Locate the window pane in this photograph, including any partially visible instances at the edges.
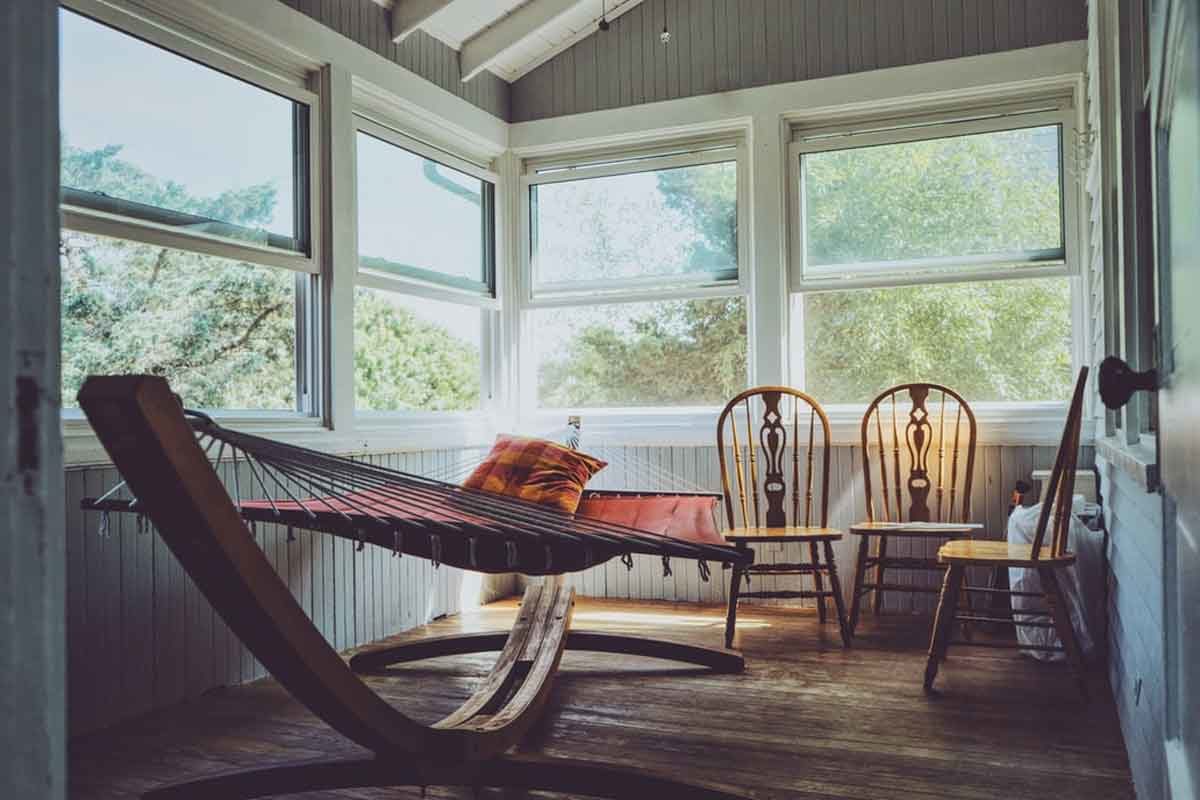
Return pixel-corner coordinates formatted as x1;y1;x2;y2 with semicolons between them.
354;289;483;412
801;277;1072;403
59;10;304;250
532;161;737;287
803;126;1063;269
533;297;747;408
356;132;490;290
61;232;298;410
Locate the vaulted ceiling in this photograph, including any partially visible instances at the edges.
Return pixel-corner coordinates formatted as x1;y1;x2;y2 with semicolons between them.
372;0;646;82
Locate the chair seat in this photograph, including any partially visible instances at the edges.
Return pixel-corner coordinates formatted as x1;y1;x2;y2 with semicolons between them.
724;526;842;543
849;521;981;538
937;539;1076;567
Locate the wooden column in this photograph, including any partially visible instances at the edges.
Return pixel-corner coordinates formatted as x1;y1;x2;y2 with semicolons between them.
0;1;66;798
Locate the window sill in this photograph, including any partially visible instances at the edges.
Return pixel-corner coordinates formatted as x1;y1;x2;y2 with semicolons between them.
1094;434;1159;492
528;402;1086;448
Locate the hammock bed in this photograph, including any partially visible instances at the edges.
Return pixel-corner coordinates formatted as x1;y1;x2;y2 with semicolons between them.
78;375;752;800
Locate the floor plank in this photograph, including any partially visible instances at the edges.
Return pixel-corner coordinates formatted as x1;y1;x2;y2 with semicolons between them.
69;597;1134;799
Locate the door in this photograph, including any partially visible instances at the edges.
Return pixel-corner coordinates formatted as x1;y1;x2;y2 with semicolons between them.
1154;0;1200;795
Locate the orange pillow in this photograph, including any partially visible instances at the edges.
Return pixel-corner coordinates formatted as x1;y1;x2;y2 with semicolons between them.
463;434;607;514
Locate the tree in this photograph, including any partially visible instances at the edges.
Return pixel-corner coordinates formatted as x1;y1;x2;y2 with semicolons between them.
60;143;479;412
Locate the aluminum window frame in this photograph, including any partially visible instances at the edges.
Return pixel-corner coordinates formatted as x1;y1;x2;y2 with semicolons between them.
789;104;1080;292
349;115;501;420
353;115;498;302
58;0;323;423
517;137;751;414
520;140;749;306
58;2;321;275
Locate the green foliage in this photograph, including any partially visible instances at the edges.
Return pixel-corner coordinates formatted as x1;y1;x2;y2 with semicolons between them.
353;288;480;412
61;143;479;412
537;297;746;407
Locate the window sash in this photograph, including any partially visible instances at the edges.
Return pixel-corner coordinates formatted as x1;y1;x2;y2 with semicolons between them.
789;107;1077;291
521;143;746;303
354;116;497;298
58;1;320;275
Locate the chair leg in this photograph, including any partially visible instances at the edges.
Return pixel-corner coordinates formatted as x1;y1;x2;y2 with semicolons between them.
822;541;852;649
1040;567;1089;702
725;564;744;649
809;541;828;624
873;536;889;615
924;564;964;692
848;535;870;637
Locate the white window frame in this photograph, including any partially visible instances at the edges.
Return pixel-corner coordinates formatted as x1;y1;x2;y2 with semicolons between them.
788;100;1080;292
785;97;1088;430
516;137;751;428
58;0;324;435
349;114;502;426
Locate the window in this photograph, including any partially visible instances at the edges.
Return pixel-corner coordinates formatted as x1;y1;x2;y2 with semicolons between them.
790;105;1079;405
61;232;301;411
523;144;747;410
59;7;316;416
356;122;494;294
59;9;310;254
530;157;737;293
353;118;496;414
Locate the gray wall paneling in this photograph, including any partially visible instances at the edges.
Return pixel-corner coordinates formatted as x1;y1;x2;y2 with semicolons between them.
511;0;1088;121
277;0;511;121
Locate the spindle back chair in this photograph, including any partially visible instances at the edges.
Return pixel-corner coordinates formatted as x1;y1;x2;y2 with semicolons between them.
847;384;978;635
923;367;1090;699
716;387;850;648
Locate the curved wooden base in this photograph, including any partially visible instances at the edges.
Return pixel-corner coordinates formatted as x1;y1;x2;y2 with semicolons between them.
350;629;745;674
141;753;752;800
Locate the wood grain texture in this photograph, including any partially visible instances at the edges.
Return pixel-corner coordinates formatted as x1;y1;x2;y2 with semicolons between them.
69;597;1135;799
510;0;1088;121
278;0;510;120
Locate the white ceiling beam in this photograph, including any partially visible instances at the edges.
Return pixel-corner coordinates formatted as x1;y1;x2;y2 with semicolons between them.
391;0;454;42
460;0;579;82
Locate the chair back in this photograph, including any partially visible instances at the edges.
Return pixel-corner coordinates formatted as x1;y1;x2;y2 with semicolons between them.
1030;367;1090;560
716;386;831;529
860;384;977;524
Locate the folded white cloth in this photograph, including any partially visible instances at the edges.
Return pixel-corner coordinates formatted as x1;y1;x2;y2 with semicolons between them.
1006;504;1103;661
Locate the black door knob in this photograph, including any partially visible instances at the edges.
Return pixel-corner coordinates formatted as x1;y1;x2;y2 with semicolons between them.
1098;356;1157;410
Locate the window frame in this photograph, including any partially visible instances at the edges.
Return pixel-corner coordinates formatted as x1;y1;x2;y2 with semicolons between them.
788;102;1081;292
520;140;748;306
516;138;751;416
58;0;323;427
353;115;498;300
58;3;321;276
349;115;501;421
786;98;1087;412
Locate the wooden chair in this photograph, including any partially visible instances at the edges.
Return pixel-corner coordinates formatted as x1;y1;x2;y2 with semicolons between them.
847;384;978;636
717;387;850;648
924;367;1090;700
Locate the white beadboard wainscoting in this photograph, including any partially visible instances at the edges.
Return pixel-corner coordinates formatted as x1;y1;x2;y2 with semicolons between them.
66;441;1089;736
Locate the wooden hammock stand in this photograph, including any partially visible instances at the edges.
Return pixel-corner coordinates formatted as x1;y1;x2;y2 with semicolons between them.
78;375;751;799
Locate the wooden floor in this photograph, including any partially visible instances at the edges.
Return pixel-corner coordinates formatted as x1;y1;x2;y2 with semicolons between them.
70;597;1134;799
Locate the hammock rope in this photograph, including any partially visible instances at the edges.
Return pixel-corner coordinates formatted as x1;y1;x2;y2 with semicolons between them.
81;410;746;576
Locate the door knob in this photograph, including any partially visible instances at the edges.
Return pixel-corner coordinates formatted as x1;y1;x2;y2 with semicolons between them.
1098;356;1157;410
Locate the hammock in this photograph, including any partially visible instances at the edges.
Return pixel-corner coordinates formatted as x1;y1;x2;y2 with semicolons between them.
83;407;745;577
77;375;750;799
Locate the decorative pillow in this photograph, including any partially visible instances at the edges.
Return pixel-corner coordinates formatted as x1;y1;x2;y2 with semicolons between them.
463;434;607;514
